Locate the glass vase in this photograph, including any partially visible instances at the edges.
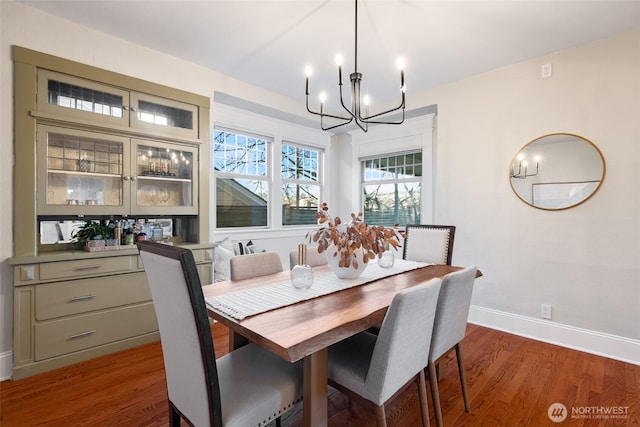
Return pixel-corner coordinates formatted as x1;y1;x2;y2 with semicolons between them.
291;263;314;289
379;250;395;268
292;243;314;289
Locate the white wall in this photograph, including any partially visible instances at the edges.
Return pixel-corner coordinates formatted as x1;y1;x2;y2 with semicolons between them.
413;28;640;362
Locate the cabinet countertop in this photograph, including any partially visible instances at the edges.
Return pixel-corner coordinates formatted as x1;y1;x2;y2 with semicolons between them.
9;242;216;265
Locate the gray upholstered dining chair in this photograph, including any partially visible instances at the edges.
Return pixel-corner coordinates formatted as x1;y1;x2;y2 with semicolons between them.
288;245;328;269
428;265;478;427
138;241;303;427
403;224;456;265
230;251;283;281
327;278;443;427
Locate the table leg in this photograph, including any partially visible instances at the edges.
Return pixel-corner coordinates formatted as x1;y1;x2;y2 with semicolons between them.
228;331;249;350
303;348;328;427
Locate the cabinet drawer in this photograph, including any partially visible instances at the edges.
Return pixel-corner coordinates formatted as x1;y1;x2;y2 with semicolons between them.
35;272;150;321
40;256;133;280
34;303;157;361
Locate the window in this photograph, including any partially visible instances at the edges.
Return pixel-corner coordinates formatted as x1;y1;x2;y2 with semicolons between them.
361;151;422;226
137;100;193;129
47;79;123;118
214;129;270;228
281;143;322;225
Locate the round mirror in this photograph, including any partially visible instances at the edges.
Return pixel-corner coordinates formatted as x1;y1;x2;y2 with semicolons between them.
509;133;605;210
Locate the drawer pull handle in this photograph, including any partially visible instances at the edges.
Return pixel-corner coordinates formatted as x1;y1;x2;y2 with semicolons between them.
69;330;96;340
69;294;97;302
74;265;101;271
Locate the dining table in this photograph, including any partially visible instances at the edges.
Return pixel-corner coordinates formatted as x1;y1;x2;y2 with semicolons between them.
203;259;480;427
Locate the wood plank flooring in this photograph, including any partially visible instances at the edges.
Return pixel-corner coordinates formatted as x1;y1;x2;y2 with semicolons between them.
1;324;639;426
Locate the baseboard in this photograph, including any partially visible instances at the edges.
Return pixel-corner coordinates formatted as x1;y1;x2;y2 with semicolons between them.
468;305;640;366
0;350;12;381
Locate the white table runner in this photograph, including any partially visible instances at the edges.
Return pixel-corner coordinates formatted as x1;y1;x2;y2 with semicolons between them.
205;258;431;320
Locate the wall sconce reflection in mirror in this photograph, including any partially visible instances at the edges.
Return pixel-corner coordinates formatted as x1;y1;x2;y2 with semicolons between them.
511;153;540;179
509;133;605;210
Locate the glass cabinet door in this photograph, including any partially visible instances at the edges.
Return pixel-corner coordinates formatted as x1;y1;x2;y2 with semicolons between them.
130;93;198;140
37;125;131;215
37;69;130;128
132;140;198;214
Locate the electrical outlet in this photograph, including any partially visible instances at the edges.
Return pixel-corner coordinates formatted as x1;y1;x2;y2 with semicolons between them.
541;304;552;319
541;63;553;78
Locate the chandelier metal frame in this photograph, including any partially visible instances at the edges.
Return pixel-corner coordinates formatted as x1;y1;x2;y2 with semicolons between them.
305;0;406;132
510;157;540;179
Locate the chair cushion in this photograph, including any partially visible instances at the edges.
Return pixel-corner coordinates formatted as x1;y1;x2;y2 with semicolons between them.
214;238;260;282
218;343;303;427
328;332;377;398
230;252;283;281
213;238;235;282
405;228;450;264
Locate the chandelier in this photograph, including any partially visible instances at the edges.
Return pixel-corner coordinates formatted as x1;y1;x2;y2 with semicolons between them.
304;0;406;132
510;153;540;179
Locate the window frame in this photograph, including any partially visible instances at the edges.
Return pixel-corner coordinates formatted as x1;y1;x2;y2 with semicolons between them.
213;127;273;229
281;140;324;227
360;150;423;227
211;107;328;234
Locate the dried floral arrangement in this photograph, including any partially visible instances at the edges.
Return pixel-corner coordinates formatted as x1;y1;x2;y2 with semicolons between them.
307;202;406;269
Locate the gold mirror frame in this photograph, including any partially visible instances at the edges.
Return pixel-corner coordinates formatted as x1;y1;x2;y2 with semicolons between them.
509;133;606;210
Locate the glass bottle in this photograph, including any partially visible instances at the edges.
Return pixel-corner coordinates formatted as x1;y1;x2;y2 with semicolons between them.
151;223;164;242
379;241;395;268
291;243;314;289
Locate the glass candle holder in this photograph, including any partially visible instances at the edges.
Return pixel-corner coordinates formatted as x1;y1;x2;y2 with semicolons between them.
379;242;395;268
292;243;314;289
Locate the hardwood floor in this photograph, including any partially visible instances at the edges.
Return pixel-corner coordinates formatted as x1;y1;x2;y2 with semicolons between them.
1;324;639;426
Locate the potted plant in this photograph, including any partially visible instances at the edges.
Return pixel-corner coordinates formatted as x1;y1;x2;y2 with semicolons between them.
307;203;405;278
71;220;111;249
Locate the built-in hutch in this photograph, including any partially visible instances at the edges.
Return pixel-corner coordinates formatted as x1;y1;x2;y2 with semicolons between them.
10;47;212;379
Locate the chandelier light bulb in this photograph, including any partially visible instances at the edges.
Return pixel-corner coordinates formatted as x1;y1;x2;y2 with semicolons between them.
511;152;540;179
305;66;313;95
335;54;344;66
363;95;370;105
319;92;327;104
396;57;406;70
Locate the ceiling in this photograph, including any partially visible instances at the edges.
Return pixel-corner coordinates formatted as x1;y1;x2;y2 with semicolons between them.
20;0;640;112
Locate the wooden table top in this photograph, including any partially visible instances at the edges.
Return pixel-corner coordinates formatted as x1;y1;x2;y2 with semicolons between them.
204;264;478;363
